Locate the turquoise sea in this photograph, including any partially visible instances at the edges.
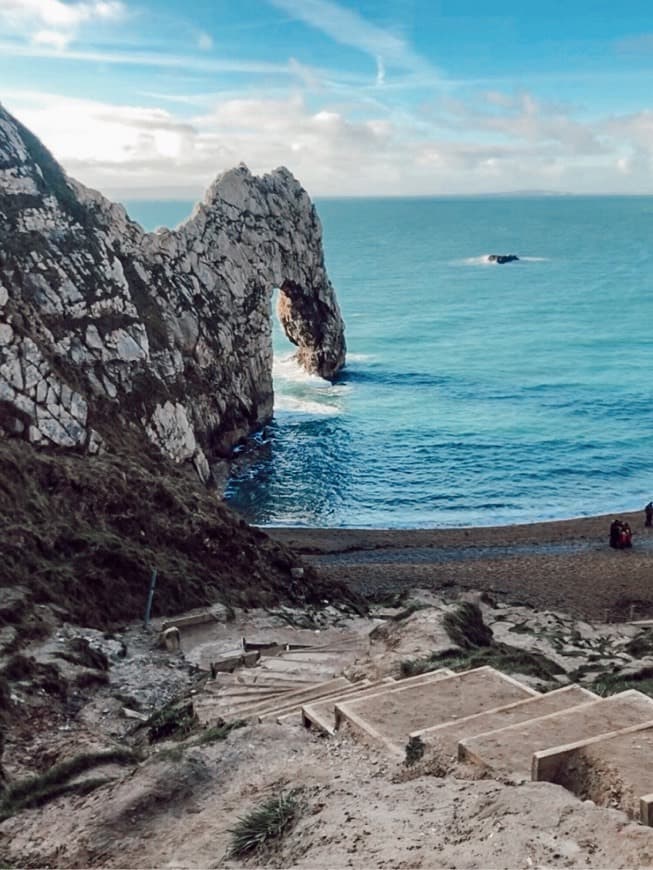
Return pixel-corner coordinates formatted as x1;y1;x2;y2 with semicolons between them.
124;196;653;529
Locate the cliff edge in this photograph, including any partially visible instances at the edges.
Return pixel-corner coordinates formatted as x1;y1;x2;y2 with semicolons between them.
0;105;346;481
0;106;356;627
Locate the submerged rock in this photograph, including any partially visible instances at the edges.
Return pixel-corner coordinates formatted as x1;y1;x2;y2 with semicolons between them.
0;106;346;475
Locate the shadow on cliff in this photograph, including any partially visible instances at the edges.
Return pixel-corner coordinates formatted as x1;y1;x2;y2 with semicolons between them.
0;436;364;631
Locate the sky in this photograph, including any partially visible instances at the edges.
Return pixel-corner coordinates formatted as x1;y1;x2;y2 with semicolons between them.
3;0;653;198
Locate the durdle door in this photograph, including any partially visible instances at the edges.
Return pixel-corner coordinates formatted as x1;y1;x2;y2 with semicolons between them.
0;105;345;480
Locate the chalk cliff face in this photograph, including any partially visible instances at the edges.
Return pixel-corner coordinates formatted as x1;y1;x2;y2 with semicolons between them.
0;106;345;480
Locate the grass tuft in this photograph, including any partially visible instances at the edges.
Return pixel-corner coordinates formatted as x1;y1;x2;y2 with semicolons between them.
146;700;198;743
624;630;653;659
0;748;139;820
227;790;301;858
443;602;494;649
401;602;563;682
390;601;430;622
401;643;563;681
592;665;653;698
404;736;425;767
193;720;246;745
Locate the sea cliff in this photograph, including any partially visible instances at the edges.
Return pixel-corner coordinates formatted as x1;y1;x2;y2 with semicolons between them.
0;105;353;624
0;105;345;482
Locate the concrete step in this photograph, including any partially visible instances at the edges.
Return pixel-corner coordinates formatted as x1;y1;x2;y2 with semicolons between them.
202;675;316;696
275;651;357;664
197;676;352;725
302;678;398;734
259;680;373;723
335;666;535;756
302;669;454;736
410;684;597;760
200;687;294;705
459;689;653;778
258;656;341;675
533;718;653;824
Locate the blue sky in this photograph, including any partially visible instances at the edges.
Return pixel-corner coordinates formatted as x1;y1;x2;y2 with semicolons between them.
3;0;653;197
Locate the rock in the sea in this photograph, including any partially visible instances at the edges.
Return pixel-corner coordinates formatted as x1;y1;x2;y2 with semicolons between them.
0;106;346;473
487;254;519;264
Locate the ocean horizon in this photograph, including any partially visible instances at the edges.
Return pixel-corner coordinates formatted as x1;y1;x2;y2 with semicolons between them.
124;195;653;530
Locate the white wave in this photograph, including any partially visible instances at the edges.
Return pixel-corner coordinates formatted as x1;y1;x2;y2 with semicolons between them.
454;255;494;266
347;352;375;362
274;394;340;416
273;353;325;386
453;254;549;266
273;352;352;396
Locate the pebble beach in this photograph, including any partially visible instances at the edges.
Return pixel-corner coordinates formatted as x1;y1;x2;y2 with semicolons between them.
269;509;653;621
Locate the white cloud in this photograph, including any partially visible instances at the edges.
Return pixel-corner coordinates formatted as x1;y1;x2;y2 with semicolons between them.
32;29;70;51
375;55;385;86
439;91;605;156
6;86;653;198
197;31;213;51
0;0;125;47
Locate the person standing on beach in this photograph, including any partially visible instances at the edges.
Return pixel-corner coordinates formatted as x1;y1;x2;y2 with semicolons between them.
609;519;622;548
645;502;653;527
621;522;633;548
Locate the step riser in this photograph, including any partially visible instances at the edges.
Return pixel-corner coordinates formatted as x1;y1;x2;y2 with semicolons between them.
459;690;653;778
410;685;597;759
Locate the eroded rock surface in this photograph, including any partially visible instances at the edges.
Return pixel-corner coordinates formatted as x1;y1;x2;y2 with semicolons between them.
0;105;345;475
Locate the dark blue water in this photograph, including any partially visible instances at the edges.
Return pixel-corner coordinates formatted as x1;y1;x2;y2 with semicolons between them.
124;196;653;528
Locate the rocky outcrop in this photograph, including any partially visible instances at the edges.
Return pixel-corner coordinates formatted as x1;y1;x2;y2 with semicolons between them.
0;105;345;479
487;254;519;264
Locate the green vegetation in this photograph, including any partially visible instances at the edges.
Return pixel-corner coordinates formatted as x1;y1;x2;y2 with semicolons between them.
0;438;361;630
0;677;10;714
443;602;494;649
592;665;653;698
404;736;425;767
2;655;67;699
390;601;430;622
0;748;139;821
401;643;563;681
227;790;302;858
146;700;198;744
401;602;564;682
193;720;246;745
624;630;653;659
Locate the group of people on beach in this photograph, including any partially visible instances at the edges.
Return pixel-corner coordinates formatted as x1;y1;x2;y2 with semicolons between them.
609;518;632;549
607;503;653;548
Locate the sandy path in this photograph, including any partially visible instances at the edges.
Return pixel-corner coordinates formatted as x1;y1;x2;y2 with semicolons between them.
268;510;653;620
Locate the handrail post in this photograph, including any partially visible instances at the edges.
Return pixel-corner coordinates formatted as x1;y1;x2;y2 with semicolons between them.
143;568;157;630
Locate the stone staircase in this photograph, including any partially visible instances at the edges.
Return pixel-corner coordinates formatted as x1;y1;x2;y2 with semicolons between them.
194;634;369;725
295;664;653;826
193;631;653;827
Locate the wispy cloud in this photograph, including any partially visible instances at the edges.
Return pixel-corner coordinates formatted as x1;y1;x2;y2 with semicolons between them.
0;0;126;48
267;0;439;82
196;31;213;51
614;33;653;54
0;39;296;76
0;38;382;93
